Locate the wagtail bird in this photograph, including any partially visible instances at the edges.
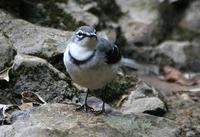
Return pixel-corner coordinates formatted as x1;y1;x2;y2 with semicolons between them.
63;26;121;114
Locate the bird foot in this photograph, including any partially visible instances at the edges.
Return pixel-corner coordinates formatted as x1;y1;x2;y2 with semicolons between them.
75;103;94;112
93;108;107;115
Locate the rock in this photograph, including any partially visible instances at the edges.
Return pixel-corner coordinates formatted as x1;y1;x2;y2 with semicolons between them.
120;81;167;116
76;0;122;22
11;54;78;104
0;9;72;60
0;33;15;71
0;104;181;137
179;0;200;34
121;97;166;115
56;0;99;27
0;0;84;30
123;81;164;99
116;0;158;24
0;9;13;21
156;41;190;65
94;0;122;22
117;0;192;47
123;39;200;72
116;0;159;45
156;40;200;71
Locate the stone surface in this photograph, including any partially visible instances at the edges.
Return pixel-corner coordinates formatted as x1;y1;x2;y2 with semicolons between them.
0;9;13;21
0;10;72;60
0;33;15;71
179;0;200;34
11;54;77;104
156;41;190;65
156;40;200;71
120;81;167;116
0;104;181;137
56;0;99;27
121;97;166;115
116;0;159;45
140;75;200;137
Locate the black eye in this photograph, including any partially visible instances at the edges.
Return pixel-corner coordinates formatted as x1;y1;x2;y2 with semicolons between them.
76;32;84;38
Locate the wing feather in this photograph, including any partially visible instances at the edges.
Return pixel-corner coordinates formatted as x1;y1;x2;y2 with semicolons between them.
97;38;121;64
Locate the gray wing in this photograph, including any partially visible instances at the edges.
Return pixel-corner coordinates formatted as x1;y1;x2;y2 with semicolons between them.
97;38;121;64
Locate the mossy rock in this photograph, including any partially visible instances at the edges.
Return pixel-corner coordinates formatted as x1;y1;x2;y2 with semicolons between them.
91;73;138;105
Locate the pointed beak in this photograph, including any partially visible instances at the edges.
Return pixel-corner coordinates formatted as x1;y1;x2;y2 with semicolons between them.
89;33;97;38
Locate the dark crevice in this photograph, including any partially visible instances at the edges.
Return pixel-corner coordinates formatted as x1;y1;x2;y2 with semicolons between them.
143;108;166;117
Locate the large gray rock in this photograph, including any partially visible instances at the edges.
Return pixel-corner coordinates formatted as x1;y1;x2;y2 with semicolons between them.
0;33;15;71
120;81;167;116
156;40;200;71
0;104;181;137
116;0;159;45
156;41;190;65
0;10;72;60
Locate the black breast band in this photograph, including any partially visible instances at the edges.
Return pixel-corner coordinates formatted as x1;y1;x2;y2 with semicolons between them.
68;50;96;65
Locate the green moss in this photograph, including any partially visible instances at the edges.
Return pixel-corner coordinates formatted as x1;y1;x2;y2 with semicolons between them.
92;74;138;104
40;0;85;30
20;0;85;30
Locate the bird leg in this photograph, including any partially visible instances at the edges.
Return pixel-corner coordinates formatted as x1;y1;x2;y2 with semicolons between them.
94;86;107;115
76;89;93;112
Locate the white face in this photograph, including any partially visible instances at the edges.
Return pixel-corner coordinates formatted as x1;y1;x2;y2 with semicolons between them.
72;30;97;49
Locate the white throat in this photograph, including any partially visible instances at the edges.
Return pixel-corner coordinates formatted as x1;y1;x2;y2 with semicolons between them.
69;42;94;61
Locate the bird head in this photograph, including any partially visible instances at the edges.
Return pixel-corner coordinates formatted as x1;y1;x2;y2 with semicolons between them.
71;26;97;49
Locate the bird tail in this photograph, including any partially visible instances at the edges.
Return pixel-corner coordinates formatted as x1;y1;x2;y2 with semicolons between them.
119;57;159;75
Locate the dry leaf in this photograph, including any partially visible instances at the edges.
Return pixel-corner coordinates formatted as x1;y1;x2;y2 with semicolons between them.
0;67;11;82
1;91;46;126
116;95;128;108
163;66;197;86
163;66;182;82
21;91;47;105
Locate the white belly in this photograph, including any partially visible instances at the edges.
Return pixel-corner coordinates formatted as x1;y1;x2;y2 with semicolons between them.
68;62;117;89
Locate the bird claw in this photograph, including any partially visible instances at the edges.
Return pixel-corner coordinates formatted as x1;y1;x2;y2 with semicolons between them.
76;103;107;115
92;108;107;115
75;103;94;112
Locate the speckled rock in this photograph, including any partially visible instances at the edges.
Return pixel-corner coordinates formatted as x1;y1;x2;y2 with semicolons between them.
56;0;99;27
179;0;200;34
156;40;200;71
157;41;190;65
0;9;72;60
0;104;181;137
11;54;77;104
0;33;15;71
116;0;159;45
120;81;167;116
0;9;13;21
